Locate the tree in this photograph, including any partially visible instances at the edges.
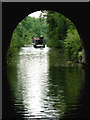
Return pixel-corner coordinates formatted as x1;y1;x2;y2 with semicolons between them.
64;28;82;61
7;14;48;63
46;11;68;48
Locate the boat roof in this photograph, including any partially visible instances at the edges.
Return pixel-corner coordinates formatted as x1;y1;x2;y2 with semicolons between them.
35;38;40;40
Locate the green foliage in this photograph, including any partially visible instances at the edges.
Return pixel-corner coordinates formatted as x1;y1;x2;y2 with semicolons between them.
7;15;48;63
64;28;82;61
7;10;83;64
46;11;68;48
46;10;83;62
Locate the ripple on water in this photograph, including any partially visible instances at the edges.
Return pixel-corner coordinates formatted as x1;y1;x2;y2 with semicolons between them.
8;46;83;119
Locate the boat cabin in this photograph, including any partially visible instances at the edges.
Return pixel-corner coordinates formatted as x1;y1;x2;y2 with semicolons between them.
32;37;45;48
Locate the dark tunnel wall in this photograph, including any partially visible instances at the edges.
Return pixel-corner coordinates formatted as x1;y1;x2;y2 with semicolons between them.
2;2;88;119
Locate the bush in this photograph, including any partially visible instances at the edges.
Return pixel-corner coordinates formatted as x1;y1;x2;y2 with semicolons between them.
64;29;82;62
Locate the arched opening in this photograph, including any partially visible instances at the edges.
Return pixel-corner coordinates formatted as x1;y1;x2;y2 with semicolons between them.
7;10;85;64
2;2;88;120
6;10;87;119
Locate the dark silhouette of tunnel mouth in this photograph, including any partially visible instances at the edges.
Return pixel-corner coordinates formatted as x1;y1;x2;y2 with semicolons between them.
2;2;89;68
2;2;88;119
8;9;88;67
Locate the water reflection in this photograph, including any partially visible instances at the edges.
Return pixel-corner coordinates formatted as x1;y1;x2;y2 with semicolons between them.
7;46;84;119
17;46;50;118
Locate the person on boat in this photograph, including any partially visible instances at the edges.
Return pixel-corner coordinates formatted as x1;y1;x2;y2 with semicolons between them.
40;35;44;40
32;37;35;44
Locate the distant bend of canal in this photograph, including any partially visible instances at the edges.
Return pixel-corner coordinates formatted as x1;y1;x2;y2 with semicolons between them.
7;45;88;119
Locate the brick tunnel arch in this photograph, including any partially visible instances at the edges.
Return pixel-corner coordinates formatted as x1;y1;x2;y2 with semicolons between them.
2;2;88;119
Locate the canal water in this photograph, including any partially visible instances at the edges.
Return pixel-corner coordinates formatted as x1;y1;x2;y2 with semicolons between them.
7;45;86;119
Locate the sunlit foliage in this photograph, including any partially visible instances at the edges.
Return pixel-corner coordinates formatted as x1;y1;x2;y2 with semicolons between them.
7;10;83;64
